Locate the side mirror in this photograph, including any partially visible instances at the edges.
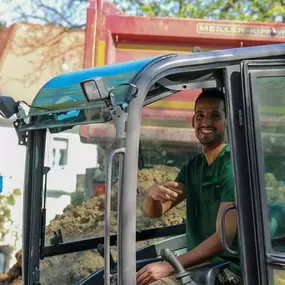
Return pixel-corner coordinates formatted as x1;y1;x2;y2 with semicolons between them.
0;96;18;119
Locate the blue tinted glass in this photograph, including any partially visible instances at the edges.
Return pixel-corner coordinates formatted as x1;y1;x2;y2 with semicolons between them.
27;56;159;117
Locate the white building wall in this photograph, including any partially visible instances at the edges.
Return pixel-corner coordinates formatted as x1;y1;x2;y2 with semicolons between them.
0;123;25;267
0;122;98;266
44;130;98;223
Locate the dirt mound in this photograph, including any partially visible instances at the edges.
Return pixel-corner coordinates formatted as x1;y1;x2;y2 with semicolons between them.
45;165;184;241
0;250;22;285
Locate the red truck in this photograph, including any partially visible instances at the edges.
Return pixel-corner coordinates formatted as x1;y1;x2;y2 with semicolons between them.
81;0;285;195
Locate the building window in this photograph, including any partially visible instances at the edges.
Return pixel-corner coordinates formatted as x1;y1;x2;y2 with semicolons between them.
52;138;68;167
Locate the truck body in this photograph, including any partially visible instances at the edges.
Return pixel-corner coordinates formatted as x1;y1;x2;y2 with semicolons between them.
80;0;285;194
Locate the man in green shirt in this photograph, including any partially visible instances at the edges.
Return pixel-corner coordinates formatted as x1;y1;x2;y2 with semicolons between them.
137;89;242;285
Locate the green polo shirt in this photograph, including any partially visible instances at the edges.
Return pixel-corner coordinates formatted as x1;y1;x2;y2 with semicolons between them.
175;144;240;274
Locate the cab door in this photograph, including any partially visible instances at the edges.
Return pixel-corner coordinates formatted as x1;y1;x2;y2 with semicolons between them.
241;60;285;285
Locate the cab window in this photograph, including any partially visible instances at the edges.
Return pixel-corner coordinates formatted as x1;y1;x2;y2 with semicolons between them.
40;123;118;285
255;76;285;252
136;88;200;236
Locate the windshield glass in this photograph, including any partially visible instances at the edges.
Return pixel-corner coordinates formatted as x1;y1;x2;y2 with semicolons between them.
135;88;202;243
40;121;118;284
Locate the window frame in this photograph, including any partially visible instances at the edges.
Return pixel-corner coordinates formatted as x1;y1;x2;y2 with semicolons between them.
52;137;69;167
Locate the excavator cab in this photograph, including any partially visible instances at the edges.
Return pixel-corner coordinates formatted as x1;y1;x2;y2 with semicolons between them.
1;43;285;285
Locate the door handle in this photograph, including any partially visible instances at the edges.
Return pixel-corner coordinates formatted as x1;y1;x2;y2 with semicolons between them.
220;204;239;256
105;147;125;285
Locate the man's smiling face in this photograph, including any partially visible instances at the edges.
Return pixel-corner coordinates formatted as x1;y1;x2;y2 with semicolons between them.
193;97;226;147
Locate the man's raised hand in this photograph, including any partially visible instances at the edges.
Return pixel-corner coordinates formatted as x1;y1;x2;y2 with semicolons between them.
148;181;183;203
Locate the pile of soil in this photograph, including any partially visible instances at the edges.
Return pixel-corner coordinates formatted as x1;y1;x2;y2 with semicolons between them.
46;165;184;237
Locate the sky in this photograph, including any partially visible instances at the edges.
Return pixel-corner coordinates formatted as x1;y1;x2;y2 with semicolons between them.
0;0;89;27
0;0;32;25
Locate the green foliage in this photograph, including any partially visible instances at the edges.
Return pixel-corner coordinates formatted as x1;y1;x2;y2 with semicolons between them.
70;190;86;207
13;188;21;196
265;173;285;203
3;0;285;29
113;0;285;23
0;189;22;244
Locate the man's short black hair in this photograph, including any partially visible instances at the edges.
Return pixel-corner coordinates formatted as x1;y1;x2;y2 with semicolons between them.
194;88;226;115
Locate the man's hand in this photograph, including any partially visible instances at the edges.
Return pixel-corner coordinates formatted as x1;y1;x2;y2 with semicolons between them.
144;181;185;218
149;181;183;203
136;261;174;285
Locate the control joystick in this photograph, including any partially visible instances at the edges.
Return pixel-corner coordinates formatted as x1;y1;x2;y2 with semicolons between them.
160;248;195;285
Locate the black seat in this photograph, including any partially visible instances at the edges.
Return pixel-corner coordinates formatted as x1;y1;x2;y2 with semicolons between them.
189;261;231;285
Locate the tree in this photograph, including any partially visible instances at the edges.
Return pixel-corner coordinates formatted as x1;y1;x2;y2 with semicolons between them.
6;22;85;86
113;0;285;23
3;0;285;28
0;1;85;87
0;188;22;248
1;0;88;28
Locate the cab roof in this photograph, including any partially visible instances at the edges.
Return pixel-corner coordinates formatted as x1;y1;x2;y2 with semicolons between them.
20;43;285;132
